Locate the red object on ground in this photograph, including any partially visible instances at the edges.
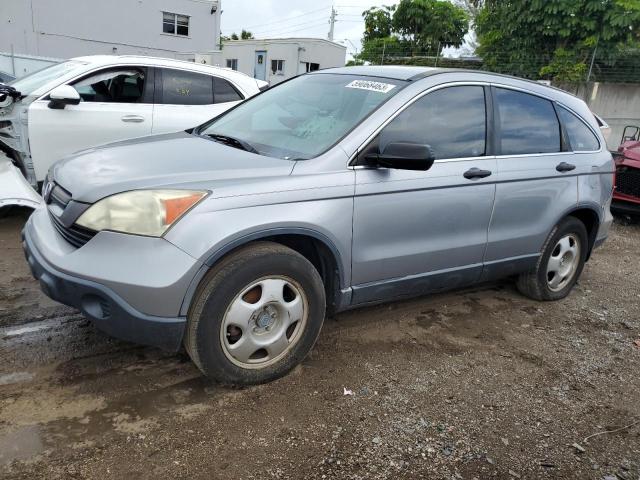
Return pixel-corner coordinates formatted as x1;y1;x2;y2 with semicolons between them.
612;126;640;215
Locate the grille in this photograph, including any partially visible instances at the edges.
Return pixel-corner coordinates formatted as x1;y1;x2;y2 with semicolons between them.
50;184;72;208
49;211;96;248
616;167;640;198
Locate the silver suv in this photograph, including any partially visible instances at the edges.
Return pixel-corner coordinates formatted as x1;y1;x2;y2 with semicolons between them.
23;67;614;385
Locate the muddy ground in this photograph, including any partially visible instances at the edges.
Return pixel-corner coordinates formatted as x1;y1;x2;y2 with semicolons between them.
0;208;639;480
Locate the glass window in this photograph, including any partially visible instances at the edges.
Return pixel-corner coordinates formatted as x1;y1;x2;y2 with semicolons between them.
214;77;242;103
557;106;600;151
9;60;87;96
271;60;284;74
495;88;561;155
72;69;145;103
200;74;405;160
226;59;238;71
379;86;486;160
160;69;213;105
163;12;189;36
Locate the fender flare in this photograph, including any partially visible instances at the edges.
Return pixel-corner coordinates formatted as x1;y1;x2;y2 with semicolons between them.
179;227;347;316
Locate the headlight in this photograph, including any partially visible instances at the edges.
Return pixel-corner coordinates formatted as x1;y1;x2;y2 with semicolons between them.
76;189;208;237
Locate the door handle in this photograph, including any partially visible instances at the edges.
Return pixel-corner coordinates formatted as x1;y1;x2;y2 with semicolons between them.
556;162;576;172
121;115;145;123
463;167;492;180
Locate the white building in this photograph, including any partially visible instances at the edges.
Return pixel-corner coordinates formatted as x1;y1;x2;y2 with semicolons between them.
193;38;347;85
1;0;222;60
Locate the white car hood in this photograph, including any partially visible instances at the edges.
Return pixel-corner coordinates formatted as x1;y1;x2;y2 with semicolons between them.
0;154;42;209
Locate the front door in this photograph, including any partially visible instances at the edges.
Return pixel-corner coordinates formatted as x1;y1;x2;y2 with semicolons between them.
28;67;153;182
254;51;267;81
351;85;497;304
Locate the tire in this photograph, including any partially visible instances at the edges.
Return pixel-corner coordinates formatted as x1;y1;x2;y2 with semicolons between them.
516;217;588;301
185;241;326;385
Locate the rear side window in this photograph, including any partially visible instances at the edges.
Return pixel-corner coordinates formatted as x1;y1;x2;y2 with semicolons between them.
557;107;600;151
214;77;243;103
379;86;486;160
495;88;560;155
160;69;213;105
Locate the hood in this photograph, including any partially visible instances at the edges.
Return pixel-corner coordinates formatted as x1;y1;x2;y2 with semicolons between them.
620;140;640;163
52;132;296;203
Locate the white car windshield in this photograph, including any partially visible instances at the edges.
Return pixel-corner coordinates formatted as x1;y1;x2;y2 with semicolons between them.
10;60;87;96
200;74;405;160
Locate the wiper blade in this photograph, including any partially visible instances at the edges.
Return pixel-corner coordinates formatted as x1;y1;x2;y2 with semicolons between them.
205;133;259;154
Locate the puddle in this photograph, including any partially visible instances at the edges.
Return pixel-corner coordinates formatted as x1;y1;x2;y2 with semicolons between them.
0;371;34;385
3;324;52;337
0;426;44;466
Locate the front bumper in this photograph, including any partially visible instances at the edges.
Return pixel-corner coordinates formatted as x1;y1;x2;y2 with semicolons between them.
611;199;640;216
0;154;42;209
22;209;203;351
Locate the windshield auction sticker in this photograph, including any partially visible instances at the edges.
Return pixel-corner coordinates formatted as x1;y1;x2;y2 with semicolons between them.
345;80;396;93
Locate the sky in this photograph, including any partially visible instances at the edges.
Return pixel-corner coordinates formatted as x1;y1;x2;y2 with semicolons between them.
220;0;401;58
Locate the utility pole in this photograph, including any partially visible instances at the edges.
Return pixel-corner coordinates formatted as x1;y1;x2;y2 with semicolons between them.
328;6;336;41
381;39;386;65
587;36;599;83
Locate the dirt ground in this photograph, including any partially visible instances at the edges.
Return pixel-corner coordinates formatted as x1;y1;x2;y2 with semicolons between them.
0;209;639;480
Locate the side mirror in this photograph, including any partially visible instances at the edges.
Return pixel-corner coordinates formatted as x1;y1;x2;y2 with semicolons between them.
366;142;436;171
48;85;81;109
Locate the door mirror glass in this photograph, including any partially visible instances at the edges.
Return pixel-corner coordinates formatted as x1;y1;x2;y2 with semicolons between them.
48;85;81;109
367;142;435;171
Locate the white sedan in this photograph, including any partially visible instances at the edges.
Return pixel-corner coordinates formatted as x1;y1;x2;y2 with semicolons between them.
0;55;267;205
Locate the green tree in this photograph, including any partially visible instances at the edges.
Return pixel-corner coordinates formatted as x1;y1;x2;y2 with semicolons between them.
392;0;469;54
230;32;239;40
362;5;396;42
241;29;254;40
476;0;640;80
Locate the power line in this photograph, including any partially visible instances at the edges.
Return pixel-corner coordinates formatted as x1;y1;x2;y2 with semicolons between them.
255;21;330;38
225;5;331;32
251;17;329;35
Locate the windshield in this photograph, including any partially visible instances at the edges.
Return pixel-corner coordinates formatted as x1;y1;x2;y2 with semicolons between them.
199;74;405;160
10;60;87;96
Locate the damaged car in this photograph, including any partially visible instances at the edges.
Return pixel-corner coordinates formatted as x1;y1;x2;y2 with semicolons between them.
0;55;266;208
23;67;614;385
612;125;640;215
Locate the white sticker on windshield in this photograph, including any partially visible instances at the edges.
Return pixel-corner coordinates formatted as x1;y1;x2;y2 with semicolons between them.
345;80;396;93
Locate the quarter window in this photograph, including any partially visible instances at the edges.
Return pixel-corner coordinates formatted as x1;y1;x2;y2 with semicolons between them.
163;12;189;36
378;86;486;160
73;69;146;103
495;88;561;155
557;106;600;151
214;77;243;103
160;69;213;105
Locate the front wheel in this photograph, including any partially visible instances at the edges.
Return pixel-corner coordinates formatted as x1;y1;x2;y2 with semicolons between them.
517;217;588;301
185;242;326;385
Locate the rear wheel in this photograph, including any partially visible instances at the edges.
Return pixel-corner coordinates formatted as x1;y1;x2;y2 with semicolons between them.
185;242;326;385
517;217;588;301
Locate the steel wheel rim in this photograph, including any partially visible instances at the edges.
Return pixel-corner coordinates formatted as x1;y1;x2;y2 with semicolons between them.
546;233;581;292
220;275;308;369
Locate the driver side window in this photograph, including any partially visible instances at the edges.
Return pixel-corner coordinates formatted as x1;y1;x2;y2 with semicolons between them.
72;68;146;103
379;86;487;160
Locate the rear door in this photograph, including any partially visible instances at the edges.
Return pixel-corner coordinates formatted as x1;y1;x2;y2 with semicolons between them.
351;84;497;304
151;68;244;134
484;86;579;278
28;66;153;181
